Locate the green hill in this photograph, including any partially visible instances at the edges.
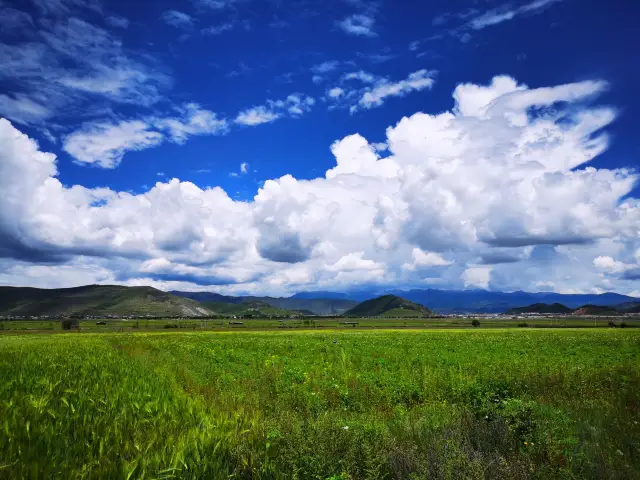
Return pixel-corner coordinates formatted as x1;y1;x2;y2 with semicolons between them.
506;303;572;315
0;285;212;317
344;295;433;317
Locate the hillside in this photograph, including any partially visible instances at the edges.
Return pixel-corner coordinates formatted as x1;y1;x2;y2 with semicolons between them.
572;305;621;316
202;300;307;317
506;303;572;315
0;285;212;317
344;295;433;317
615;302;640;313
171;291;357;315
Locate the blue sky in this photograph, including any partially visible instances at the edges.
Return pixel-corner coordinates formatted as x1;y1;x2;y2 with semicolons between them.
0;0;639;296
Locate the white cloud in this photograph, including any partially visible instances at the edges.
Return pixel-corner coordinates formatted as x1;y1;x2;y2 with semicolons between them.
403;248;453;270
235;106;280;126
0;93;52;125
327;69;437;112
235;94;314;126
63;120;164;168
64;104;226;167
328;87;345;99
311;61;341;74
462;266;492;289
201;22;234;35
162;10;194;29
2;74;639;296
240;162;248;174
191;0;236;9
155;103;228;143
343;71;378;84
0;16;170;124
470;0;561;30
593;256;633;274
352;69;436;111
337;14;376;37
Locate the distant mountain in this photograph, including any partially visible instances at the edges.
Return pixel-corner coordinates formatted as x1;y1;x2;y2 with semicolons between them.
171;291;357;315
573;305;621;316
258;297;357;315
344;295;433;317
0;285;212;317
505;303;572;315
288;289;638;313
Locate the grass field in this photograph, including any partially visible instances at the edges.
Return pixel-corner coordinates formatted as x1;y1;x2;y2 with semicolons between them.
1;316;636;332
1;329;639;479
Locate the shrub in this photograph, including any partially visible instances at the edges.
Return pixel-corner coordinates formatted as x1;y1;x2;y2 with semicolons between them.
61;318;79;330
164;323;179;329
518;322;529;328
620;322;628;328
608;321;616;328
471;319;480;327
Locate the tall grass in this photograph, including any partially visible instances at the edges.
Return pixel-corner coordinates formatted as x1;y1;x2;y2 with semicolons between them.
0;329;638;479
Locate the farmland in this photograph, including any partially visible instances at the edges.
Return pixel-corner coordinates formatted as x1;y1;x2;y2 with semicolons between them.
1;329;639;479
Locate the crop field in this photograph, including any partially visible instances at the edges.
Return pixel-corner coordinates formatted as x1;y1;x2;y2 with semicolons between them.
1;329;639;479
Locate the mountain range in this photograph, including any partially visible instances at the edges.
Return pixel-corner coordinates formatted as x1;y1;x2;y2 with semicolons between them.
283;289;637;313
1;285;637;318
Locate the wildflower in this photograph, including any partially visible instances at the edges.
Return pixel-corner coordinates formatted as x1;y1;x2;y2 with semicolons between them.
524;442;528;446
343;426;349;430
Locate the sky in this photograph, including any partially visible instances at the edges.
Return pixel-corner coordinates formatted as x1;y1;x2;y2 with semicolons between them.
0;0;639;297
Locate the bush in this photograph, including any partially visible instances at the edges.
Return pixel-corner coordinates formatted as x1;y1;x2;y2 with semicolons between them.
471;319;480;327
608;321;616;328
620;322;628;328
61;319;79;330
164;323;179;329
518;322;529;328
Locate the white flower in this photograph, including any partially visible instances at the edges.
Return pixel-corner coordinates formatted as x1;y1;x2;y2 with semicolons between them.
343;426;349;430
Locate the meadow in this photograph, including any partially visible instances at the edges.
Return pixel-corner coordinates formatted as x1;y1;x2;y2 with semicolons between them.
1;329;639;479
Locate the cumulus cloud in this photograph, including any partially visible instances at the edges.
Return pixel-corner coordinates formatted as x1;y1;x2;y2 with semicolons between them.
1;74;638;295
403;248;453;271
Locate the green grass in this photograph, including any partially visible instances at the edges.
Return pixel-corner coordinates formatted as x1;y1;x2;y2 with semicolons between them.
1;329;639;479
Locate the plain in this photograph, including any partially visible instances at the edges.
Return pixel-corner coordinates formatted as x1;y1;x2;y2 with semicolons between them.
1;329;639;479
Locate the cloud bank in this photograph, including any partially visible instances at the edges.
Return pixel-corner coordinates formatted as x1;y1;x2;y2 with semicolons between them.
0;75;638;296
